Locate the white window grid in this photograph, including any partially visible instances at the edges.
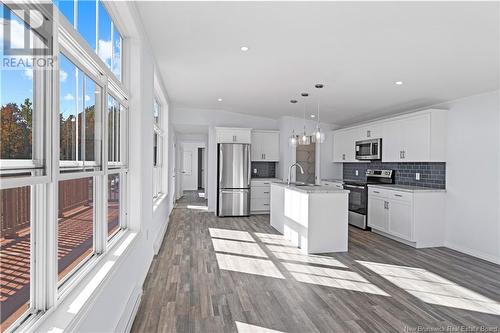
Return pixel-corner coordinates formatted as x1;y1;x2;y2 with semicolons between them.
0;2;129;332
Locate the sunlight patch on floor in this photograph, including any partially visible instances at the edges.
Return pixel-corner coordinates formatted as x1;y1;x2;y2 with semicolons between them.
357;261;500;315
186;205;208;211
216;253;284;279
254;232;297;246
235;321;285;333
209;228;255;242
271;252;347;268
265;244;307;254
283;262;389;296
212;238;268;258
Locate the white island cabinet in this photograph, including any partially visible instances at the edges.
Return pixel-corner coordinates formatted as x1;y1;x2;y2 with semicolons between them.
270;183;349;254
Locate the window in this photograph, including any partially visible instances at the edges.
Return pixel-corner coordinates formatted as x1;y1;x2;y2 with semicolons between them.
0;187;31;331
59;54;102;172
153;99;163;199
57;177;94;282
107;174;120;237
54;0;123;81
1;6;45;179
0;1;129;331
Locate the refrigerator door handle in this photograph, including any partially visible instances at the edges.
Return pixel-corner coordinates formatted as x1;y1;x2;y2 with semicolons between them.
219;145;223;184
247;145;251;187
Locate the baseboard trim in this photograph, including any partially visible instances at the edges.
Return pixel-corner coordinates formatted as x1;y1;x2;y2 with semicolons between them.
444;242;500;265
115;286;143;333
153;217;169;255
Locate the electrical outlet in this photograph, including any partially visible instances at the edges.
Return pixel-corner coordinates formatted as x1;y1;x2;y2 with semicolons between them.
355;170;359;176
253;168;257;174
415;173;420;180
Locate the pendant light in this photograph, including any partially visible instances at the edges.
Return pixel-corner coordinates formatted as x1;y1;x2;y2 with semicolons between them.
313;84;326;143
288;100;299;147
298;93;311;145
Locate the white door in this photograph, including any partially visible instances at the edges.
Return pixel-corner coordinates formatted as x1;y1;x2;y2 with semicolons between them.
368;196;389;231
388;200;413;241
182;150;197;191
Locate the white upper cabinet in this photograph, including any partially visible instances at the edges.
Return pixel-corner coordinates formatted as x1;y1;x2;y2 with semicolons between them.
382;113;434;162
251;130;279;161
216;127;252;144
333;129;358;162
359;123;383;141
332;109;447;163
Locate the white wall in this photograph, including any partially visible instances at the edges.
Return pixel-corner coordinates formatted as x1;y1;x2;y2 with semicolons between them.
443;90;500;264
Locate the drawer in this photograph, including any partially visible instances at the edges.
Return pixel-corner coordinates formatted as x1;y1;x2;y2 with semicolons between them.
251;186;271;198
369;187;389;197
369;187;413;202
251;197;270;211
251;180;273;187
385;189;413;202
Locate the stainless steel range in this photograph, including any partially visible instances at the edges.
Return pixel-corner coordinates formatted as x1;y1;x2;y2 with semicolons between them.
343;169;394;229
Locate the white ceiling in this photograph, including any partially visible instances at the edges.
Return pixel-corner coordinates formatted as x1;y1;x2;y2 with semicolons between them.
137;1;499;126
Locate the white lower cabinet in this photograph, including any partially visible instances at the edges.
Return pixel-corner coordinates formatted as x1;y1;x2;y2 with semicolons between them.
367;195;389;231
251;180;273;213
367;186;446;248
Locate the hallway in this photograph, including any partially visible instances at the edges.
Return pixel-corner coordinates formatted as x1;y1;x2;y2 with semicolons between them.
130;201;500;332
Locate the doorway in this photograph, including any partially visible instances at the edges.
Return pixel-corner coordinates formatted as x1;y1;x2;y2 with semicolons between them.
197;147;205;190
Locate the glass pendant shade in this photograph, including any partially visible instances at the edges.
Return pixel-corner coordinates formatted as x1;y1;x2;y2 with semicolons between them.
289;134;298;147
298;133;311;145
314;126;326;143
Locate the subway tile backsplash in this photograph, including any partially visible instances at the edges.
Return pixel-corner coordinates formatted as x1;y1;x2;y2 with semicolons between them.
343;162;446;189
251;162;277;178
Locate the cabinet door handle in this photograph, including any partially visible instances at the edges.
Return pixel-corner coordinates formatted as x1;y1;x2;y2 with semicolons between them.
233;135;236;142
263;191;270;194
367;130;371;138
263;204;270;206
263;182;270;185
386;201;390;209
264;153;266;159
373;191;380;194
394;194;403;197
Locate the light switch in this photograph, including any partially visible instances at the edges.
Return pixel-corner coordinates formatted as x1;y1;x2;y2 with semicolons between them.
415;172;420;180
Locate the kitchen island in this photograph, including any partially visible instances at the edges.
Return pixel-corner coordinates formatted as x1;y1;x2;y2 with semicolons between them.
270;182;349;254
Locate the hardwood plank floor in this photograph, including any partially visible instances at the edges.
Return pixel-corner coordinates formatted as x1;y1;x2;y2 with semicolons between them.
131;191;500;332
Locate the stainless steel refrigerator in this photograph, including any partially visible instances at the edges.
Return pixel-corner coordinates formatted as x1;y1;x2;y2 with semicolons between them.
217;143;251;216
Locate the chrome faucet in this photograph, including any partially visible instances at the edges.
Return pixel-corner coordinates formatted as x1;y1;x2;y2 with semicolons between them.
288;163;305;185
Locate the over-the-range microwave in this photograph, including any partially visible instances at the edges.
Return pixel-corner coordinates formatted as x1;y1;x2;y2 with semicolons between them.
355;138;382;160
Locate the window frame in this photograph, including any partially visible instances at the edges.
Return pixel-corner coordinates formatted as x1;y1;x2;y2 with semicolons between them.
0;2;130;332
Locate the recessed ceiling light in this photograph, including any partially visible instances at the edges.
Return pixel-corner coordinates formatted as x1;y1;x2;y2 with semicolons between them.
217;98;223;102
240;46;249;52
395;81;403;85
310;114;316;118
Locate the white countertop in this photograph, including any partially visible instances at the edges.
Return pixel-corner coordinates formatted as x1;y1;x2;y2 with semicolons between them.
321;178;344;183
271;182;349;194
368;184;447;193
251;178;281;182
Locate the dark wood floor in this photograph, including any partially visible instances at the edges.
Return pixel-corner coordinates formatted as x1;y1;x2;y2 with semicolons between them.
131;191;500;332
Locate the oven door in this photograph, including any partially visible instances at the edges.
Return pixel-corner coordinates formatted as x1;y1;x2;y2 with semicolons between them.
343;184;367;215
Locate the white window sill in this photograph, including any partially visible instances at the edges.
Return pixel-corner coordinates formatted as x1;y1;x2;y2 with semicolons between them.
153;192;168;212
20;231;139;333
